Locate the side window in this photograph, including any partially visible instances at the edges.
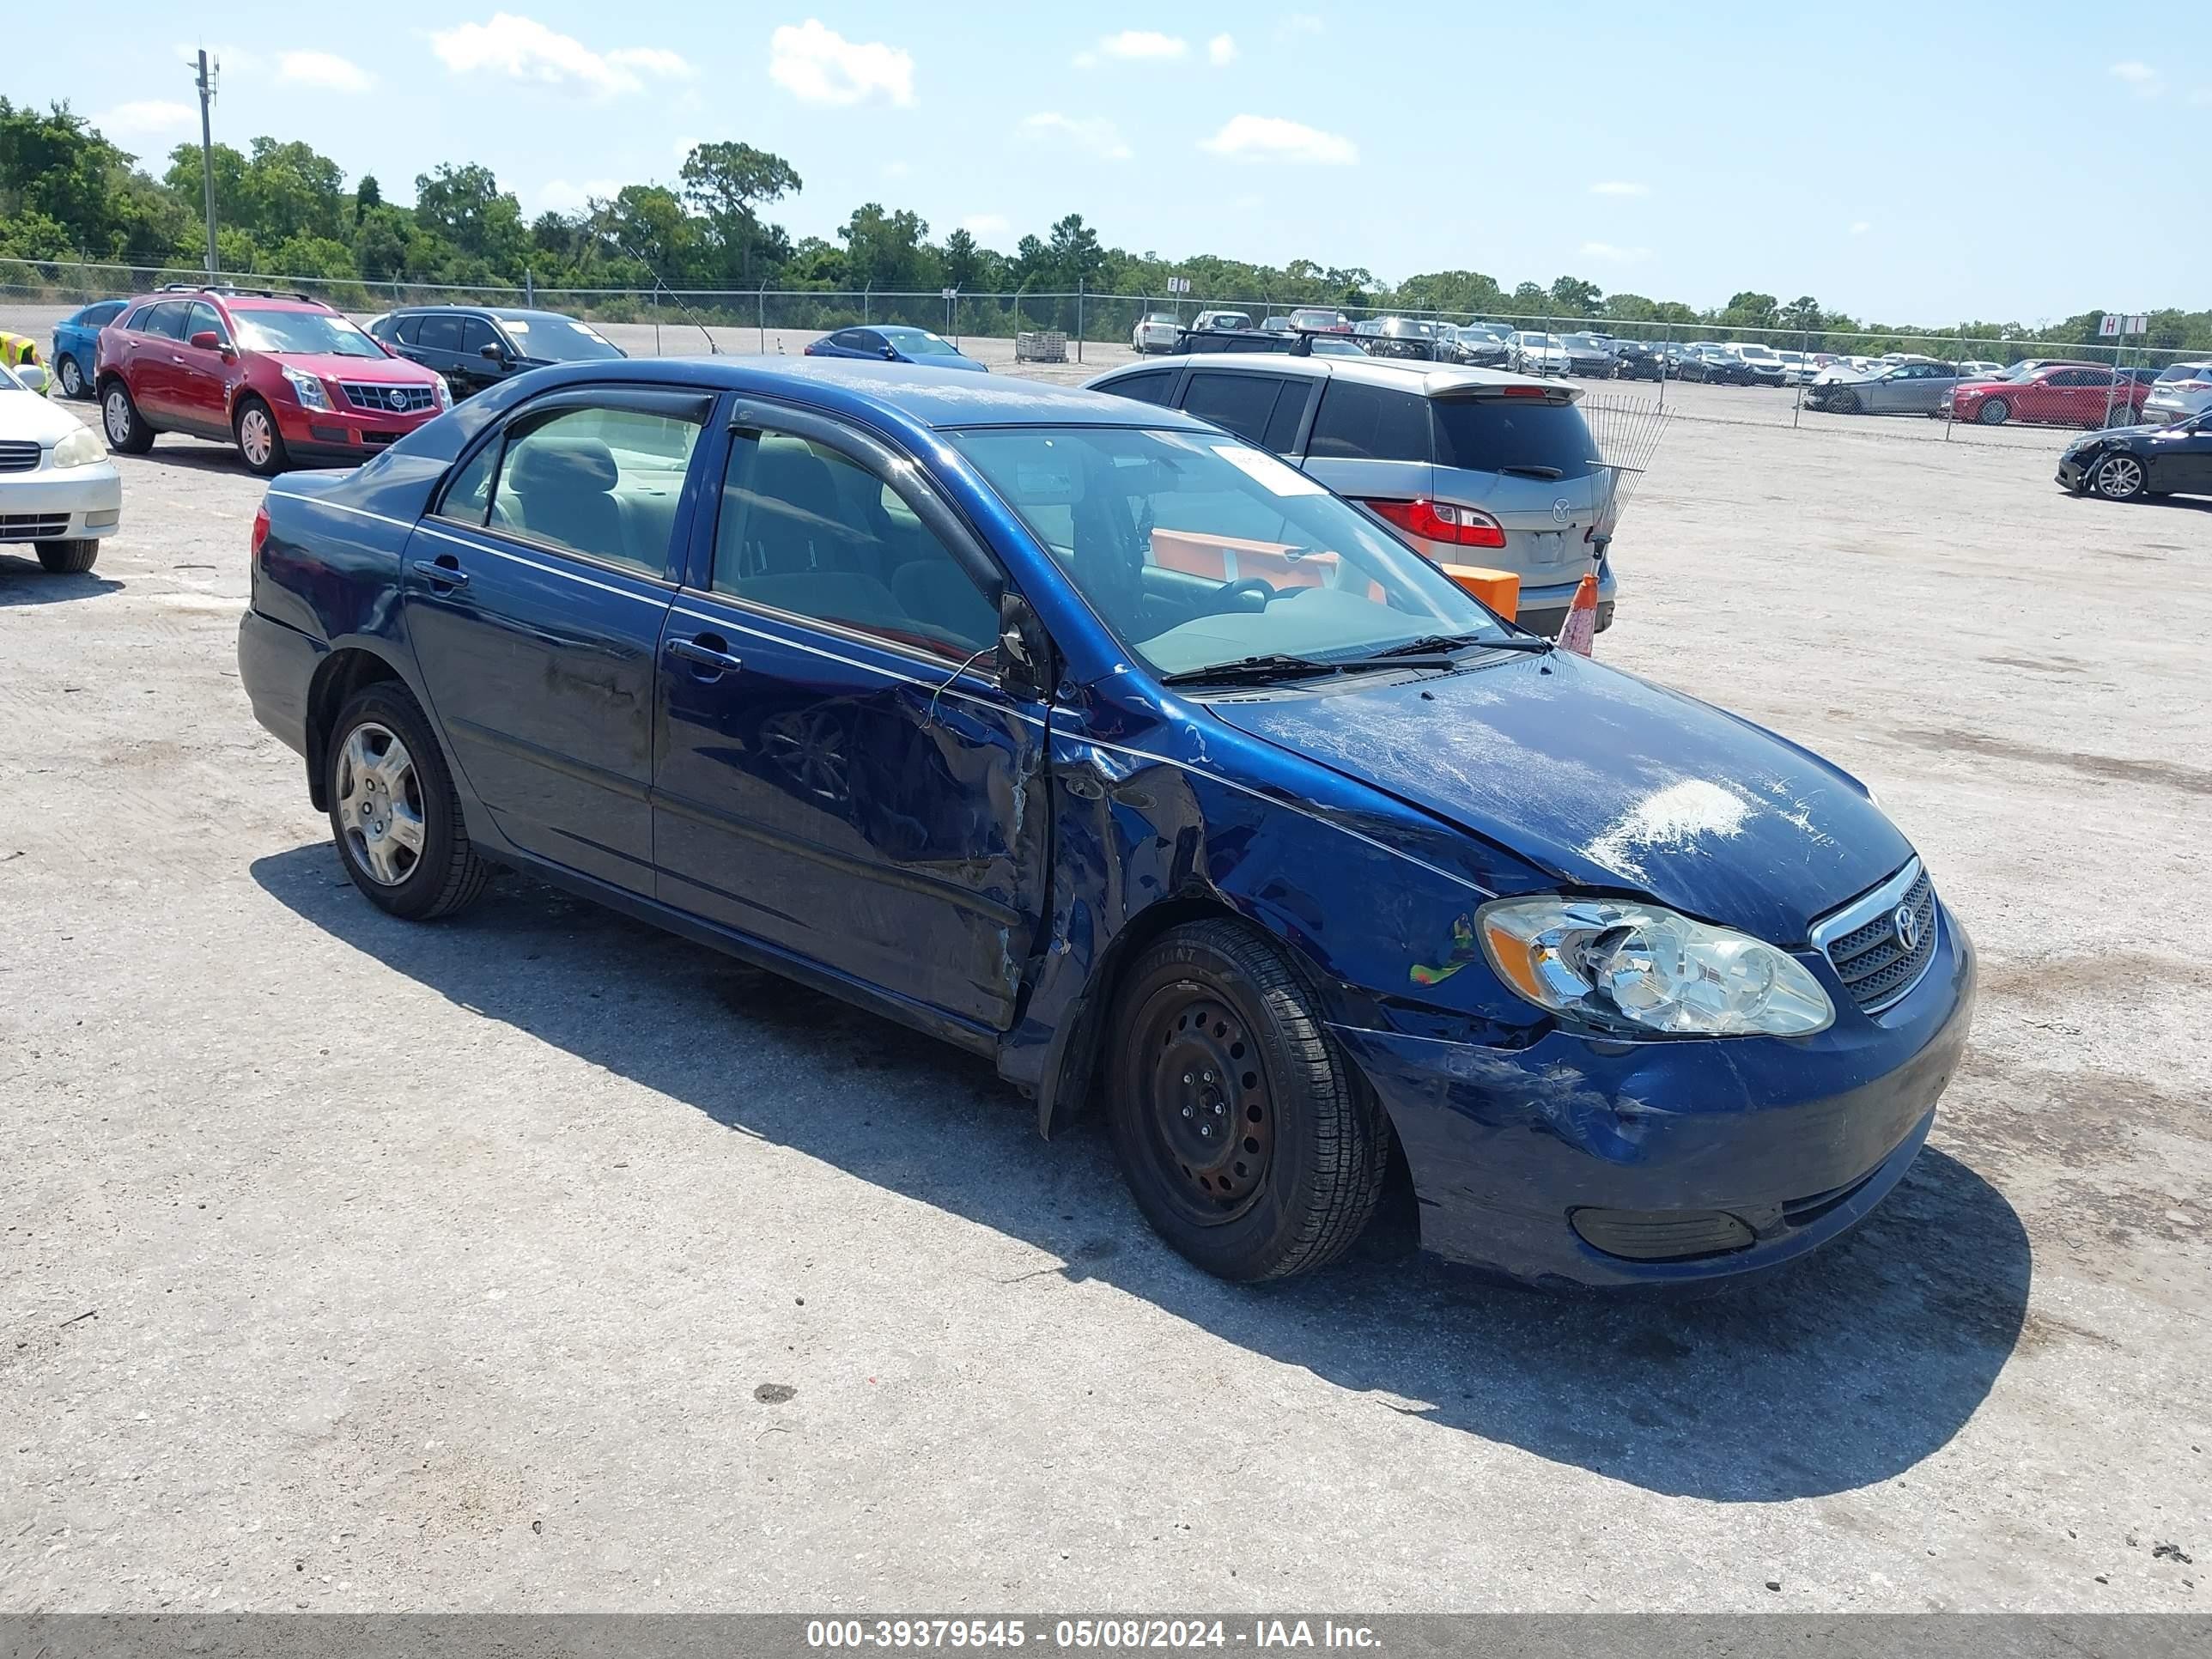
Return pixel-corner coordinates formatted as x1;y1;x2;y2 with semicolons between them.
712;432;999;659
1305;380;1433;462
1181;371;1284;447
417;314;464;354
829;329;868;351
1263;383;1315;453
489;404;706;575
439;441;500;528
459;317;502;359
141;302;190;341
392;315;422;345
87;301;125;326
185;301;228;345
1103;368;1176;406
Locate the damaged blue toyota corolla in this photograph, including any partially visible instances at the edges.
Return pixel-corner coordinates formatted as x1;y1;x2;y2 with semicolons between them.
237;358;1975;1290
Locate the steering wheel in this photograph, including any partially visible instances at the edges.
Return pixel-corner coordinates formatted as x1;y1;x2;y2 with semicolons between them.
1213;577;1277;611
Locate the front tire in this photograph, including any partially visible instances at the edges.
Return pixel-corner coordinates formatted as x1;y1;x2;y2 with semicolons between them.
326;684;490;921
100;381;154;453
234;396;289;476
34;539;99;574
1977;398;2010;425
1108;921;1390;1281
2092;453;2147;502
57;355;85;398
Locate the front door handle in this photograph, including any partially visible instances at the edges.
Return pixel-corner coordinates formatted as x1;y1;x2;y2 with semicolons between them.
668;635;743;675
410;557;468;589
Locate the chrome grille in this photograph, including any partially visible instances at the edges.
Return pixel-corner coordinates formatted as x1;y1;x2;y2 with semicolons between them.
0;440;42;473
338;381;435;415
0;513;70;541
1815;864;1938;1014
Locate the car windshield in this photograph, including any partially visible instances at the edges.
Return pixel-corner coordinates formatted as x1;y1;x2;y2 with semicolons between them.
500;314;623;362
0;363;28;393
883;328;961;357
1999;362;2045;381
947;425;1516;679
228;307;385;358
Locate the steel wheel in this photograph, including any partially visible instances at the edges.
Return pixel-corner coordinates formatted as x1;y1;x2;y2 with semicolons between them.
1135;987;1277;1223
334;721;428;886
238;404;276;469
2094;454;2146;501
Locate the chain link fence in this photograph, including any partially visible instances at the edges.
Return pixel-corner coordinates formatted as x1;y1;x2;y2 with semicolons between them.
6;258;2203;447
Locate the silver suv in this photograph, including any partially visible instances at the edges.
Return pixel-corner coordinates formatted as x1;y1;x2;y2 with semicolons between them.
1082;354;1616;635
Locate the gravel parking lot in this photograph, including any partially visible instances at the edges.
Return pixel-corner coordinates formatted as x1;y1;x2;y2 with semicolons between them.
3;349;2208;1613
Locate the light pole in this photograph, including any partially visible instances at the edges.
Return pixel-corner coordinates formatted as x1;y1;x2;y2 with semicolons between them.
193;49;220;276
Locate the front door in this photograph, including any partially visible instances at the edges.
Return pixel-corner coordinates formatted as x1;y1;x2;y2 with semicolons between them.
652;407;1048;1030
127;300;192;422
399;386;714;895
170;301;234;435
2147;422;2212;492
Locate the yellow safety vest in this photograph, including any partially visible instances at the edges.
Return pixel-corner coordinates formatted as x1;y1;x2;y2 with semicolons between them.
0;333;46;394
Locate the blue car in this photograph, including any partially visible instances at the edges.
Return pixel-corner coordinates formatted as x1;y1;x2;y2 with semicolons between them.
236;358;1974;1290
50;299;127;399
805;324;986;373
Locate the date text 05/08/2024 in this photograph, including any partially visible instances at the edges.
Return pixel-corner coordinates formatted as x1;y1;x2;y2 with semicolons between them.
805;1619;1382;1650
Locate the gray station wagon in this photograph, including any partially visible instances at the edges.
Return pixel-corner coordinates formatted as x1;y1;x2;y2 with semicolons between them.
1085;355;1616;635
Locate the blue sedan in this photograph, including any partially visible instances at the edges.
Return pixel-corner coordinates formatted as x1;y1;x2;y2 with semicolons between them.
50;298;127;399
235;357;1973;1289
805;324;987;372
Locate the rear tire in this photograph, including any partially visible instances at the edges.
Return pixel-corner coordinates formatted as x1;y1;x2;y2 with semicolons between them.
325;683;491;921
1977;398;2009;425
234;396;289;477
57;355;85;398
34;539;99;574
1108;921;1390;1281
100;380;154;453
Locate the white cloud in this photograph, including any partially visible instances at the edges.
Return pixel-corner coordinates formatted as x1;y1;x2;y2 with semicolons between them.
961;214;1010;236
1023;112;1133;161
429;13;691;99
1589;179;1648;198
1097;30;1187;61
2108;60;2162;98
769;19;915;106
278;50;374;93
92;100;197;140
1208;33;1237;65
536;179;620;214
1849;220;1872;235
1198;114;1357;166
1579;241;1650;264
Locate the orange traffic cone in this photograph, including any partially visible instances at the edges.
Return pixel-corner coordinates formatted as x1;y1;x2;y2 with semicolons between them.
1556;573;1599;657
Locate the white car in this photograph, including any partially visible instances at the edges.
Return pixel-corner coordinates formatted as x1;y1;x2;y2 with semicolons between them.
2141;361;2212;424
1190;309;1253;333
1508;331;1571;375
1956;360;2004;378
0;361;121;574
1774;349;1820;386
1132;312;1181;354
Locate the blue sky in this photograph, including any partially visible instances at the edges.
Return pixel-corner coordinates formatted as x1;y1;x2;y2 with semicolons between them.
15;3;2209;321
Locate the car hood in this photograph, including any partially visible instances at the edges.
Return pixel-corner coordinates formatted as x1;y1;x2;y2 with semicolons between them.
1206;651;1910;944
0;393;91;445
281;354;439;384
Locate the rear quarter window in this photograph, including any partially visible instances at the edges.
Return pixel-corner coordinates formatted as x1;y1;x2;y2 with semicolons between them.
1431;398;1601;480
1181;371;1285;447
1102;368;1177;406
1305;380;1433;462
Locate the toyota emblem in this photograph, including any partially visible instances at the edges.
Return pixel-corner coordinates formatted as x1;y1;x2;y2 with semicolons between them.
1893;903;1922;954
387;386;410;410
1552;499;1571;525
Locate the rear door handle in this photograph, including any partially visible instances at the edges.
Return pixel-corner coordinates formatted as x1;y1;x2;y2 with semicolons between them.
668;635;743;675
410;557;468;589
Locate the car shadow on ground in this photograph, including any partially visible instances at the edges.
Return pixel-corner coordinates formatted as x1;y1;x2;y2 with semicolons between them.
252;845;2031;1504
0;556;123;605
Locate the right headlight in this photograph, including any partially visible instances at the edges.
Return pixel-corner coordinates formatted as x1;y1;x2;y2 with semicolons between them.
279;365;331;411
1478;896;1834;1038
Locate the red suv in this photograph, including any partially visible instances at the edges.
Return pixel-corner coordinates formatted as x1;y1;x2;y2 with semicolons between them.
95;287;448;475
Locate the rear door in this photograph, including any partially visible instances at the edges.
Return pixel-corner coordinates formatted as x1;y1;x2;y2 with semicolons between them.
399;386;714;895
652;402;1047;1030
411;313;466;389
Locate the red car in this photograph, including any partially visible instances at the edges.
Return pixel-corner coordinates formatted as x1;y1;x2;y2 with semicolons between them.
1942;361;2149;428
95;287;447;475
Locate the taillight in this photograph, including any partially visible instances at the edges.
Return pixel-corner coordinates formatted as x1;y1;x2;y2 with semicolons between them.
251;501;270;563
1360;497;1507;549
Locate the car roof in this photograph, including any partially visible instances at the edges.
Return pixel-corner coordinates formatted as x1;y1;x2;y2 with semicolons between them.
1093;350;1574;402
503;356;1213;433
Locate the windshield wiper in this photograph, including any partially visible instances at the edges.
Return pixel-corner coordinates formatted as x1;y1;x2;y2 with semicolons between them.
1373;632;1551;658
1159;653;1347;687
1498;465;1565;480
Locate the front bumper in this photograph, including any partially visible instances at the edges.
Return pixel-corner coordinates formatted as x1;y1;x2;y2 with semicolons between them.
273;398;440;461
1332;899;1976;1290
0;461;123;541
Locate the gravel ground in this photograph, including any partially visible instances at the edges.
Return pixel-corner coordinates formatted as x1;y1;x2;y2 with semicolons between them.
1;357;2208;1613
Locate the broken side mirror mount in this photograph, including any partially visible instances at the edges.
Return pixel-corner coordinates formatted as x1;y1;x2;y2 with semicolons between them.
998;588;1053;703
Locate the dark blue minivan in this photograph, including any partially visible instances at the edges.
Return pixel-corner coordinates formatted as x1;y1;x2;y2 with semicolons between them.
237;357;1974;1290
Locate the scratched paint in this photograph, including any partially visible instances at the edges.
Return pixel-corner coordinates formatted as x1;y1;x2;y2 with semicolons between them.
1583;778;1753;883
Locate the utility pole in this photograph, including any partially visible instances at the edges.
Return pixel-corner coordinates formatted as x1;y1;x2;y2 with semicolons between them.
194;50;220;276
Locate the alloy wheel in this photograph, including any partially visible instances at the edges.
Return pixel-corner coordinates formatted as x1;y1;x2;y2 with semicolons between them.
2094;456;2144;499
104;389;131;445
59;358;83;398
239;406;274;468
335;721;427;885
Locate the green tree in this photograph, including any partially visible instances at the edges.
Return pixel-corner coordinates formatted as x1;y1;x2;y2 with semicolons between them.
678;141;800;283
1548;275;1603;316
840;203;934;292
413;162;526;276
